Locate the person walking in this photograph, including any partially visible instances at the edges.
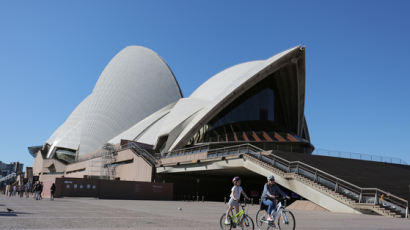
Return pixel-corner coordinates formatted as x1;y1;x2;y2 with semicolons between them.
25;182;31;198
5;184;10;197
38;182;43;200
33;182;40;200
12;185;17;196
19;184;24;198
50;183;56;200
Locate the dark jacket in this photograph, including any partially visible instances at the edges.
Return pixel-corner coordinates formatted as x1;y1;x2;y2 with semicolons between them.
261;183;286;200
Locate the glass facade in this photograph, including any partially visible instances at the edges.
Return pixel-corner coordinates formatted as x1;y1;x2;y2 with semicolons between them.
187;73;293;145
210;87;274;129
184;64;309;149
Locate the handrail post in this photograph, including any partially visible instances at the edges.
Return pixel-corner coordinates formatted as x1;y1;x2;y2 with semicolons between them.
359;190;362;203
374;191;377;205
406;206;408;219
334;180;338;192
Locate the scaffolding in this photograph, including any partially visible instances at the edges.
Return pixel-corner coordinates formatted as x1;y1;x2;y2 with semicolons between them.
87;144;116;179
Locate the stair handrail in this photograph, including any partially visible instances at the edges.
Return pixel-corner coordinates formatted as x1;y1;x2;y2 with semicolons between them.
0;172;16;183
165;143;264;159
207;143;264;156
165;144;211;157
122;142;157;165
250;150;408;217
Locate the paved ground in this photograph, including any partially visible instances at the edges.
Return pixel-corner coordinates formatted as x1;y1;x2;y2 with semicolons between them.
0;195;409;230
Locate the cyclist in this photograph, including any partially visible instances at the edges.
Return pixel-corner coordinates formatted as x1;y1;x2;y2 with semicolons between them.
224;176;250;225
261;175;289;221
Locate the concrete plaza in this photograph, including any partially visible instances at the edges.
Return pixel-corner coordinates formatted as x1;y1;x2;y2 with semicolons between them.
0;195;409;230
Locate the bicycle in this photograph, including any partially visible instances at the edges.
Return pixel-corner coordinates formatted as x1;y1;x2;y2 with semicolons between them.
220;199;255;230
256;197;295;230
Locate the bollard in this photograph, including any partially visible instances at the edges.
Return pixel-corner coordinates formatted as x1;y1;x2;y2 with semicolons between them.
251;198;254;206
202;196;204;202
197;195;199;202
193;195;195;202
224;197;227;204
259;198;261;205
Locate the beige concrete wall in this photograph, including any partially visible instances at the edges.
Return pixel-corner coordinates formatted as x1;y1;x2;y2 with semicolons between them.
114;149;153;182
32;150;67;176
42;159;66;173
65;160;88;172
116;149;134;162
62;149;153;182
39;173;64;182
52;160;66;172
33;151;44;176
64;160;88;178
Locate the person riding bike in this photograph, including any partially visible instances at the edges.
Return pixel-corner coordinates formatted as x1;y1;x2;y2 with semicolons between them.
224;176;250;225
261;175;289;221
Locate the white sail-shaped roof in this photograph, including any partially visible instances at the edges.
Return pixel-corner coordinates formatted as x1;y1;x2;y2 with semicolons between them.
110;46;307;154
46;46;182;159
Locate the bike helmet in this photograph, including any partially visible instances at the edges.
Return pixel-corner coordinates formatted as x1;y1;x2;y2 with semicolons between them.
267;175;275;181
232;176;241;182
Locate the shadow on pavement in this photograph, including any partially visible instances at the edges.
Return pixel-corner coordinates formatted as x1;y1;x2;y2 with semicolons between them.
0;212;17;216
0;211;33;216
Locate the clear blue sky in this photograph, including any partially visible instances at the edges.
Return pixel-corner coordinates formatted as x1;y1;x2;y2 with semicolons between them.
0;1;409;168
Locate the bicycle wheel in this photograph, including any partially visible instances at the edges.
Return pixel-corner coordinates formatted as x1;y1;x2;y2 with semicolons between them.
277;210;295;230
219;213;233;230
256;209;271;230
239;214;254;230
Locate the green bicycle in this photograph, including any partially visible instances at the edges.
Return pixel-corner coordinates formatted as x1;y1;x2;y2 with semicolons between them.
219;199;255;230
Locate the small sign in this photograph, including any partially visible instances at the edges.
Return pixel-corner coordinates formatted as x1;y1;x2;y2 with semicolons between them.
152;185;163;193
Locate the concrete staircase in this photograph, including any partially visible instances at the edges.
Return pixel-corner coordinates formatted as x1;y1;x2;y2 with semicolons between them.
244;153;406;218
289;173;403;218
157;143;408;218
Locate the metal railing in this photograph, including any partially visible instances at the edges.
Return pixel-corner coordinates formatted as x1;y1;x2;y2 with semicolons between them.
250;151;409;218
314;148;408;165
165;144;211;158
121;142;158;165
207;144;264;159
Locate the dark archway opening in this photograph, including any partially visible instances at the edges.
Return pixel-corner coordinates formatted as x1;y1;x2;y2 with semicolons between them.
156;167;299;204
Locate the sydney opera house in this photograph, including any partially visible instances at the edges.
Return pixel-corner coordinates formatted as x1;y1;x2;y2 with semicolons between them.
29;45;409;218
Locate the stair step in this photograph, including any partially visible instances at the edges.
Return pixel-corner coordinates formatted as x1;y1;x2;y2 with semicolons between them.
252;155;407;219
